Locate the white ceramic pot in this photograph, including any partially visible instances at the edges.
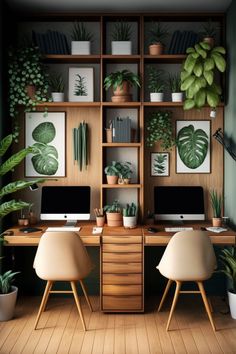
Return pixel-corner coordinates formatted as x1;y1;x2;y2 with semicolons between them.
150;92;164;102
123;216;137;228
71;41;91;55
228;290;236;319
0;286;18;321
51;92;64;102
111;41;132;55
171;92;183;102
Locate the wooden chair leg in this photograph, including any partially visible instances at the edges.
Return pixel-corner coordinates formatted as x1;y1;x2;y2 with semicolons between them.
197;282;216;331
34;280;52;330
41;281;53;313
207;296;213;313
71;281;87;331
158;279;173;312
166;281;182;331
80;280;93;312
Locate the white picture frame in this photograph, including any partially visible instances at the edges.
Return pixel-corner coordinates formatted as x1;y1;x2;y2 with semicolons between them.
25;112;66;177
176;120;211;174
68;67;94;102
151;152;169;177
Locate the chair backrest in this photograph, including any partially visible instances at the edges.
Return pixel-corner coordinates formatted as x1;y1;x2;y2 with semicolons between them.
34;231;93;281
157;231;216;281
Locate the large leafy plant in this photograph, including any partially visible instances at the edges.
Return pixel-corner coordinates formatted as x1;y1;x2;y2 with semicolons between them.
180;41;226;110
146;111;175;149
104;69;141;91
8;45;49;140
177;125;208;169
219;247;236;294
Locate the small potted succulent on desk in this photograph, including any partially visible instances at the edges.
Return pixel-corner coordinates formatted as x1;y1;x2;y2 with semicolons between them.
104;200;122;227
111;21;132;55
148;22;169;55
123;203;137;228
210;189;222;227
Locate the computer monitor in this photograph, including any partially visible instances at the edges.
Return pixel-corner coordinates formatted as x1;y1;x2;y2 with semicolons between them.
40;186;91;226
154;186;205;221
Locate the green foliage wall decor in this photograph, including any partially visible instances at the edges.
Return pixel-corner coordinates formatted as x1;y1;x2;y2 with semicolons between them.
146;111;175;150
74;74;88;96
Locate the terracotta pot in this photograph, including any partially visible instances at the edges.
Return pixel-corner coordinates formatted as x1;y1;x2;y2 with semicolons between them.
111;95;132;103
106;175;118;184
29;212;37;225
106;212;123;227
212;217;222;227
26;85;36;99
18;218;29;226
96;216;105;227
118;177;131;185
203;37;215;48
149;43;164;55
113;81;130;96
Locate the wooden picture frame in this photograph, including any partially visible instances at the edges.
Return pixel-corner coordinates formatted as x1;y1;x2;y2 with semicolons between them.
68;67;94;102
25;112;66;177
151;152;169;176
176;120;211;174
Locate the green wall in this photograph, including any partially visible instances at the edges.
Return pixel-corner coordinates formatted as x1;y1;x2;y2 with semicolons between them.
225;2;236;228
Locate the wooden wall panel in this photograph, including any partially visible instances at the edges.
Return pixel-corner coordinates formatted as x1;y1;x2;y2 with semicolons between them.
144;106;224;220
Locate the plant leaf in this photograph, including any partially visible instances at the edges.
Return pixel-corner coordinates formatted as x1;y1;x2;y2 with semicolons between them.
0;135;13;157
0;178;47;198
203;70;214;85
184;55;197;73
193;62;203;77
183;99;195;110
211;52;226;73
194;44;207;58
0;147;33;177
195;88;206;108
206;89;220;108
181;75;195;91
212;46;226;55
204;58;215;71
0;200;29;218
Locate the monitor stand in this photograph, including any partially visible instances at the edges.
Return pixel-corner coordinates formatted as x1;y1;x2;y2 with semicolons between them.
64;220;77;227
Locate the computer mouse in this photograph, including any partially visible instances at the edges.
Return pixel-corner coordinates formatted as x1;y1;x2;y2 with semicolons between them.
147;227;158;233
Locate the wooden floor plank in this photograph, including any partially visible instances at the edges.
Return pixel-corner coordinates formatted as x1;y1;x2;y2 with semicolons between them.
125;314;139;354
114;314;125;354
103;314;115;354
144;312;162;354
135;313;151;354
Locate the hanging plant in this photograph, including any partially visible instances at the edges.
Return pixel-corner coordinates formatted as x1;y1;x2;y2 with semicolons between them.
8;45;50;140
180;41;226;110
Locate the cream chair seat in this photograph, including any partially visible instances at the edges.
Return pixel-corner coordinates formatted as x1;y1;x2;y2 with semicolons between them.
33;231;94;331
156;230;216;331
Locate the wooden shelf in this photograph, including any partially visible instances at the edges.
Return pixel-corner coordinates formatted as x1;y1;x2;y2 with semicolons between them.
102;184;141;189
102;55;141;63
102;102;141;107
43;54;101;63
143;102;183;106
102;143;141;147
143;54;186;63
36;102;101;107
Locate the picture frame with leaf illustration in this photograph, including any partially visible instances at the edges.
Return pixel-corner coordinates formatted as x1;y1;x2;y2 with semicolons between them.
25;112;66;177
68;67;94;102
176;120;211;174
151;152;169;177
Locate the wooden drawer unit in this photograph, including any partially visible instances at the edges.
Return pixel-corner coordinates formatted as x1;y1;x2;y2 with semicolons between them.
101;230;144;312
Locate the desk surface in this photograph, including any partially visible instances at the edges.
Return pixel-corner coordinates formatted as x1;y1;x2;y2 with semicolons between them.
3;221;236;246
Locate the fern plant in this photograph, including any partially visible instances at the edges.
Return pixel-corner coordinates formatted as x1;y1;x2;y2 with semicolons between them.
219;247;236;294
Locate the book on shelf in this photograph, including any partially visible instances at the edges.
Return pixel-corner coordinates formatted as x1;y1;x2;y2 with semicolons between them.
168;30;198;54
32;30;69;54
111;117;131;143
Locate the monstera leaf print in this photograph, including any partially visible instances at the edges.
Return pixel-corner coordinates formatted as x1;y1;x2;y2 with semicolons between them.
177;124;208;169
31;122;59;175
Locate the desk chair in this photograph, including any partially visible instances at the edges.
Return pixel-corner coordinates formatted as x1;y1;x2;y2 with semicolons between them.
156;230;216;331
33;231;93;331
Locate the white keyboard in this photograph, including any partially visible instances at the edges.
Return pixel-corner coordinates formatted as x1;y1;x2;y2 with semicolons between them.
46;227;81;232
165;227;193;232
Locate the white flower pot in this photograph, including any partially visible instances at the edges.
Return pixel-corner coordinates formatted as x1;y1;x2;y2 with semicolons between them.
228;290;236;319
51;92;64;102
71;41;91;55
150;92;164;102
111;41;132;55
0;286;18;321
123;216;137;228
171;92;183;102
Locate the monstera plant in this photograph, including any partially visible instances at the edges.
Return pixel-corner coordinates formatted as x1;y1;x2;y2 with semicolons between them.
180;41;226;110
30;122;59;175
177;124;208;169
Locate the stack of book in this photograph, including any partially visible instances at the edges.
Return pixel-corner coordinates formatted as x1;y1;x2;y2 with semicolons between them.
32;30;69;54
168;30;199;54
112;117;131;143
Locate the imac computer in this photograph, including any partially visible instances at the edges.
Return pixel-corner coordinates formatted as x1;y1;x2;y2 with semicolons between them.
154;186;205;221
40;186;91;226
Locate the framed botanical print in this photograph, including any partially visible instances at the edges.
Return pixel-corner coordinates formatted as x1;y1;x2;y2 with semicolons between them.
176;120;211;174
68;67;94;102
151;152;169;176
25;112;66;177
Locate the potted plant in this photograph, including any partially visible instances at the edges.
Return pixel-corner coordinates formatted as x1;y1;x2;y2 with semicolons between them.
17;206;29;226
104;161;120;184
48;72;65;102
199;20;217;48
71;22;93;55
168;73;183;102
8;45;49;140
147;66;165;102
111;21;132;55
218;247;236;319
0;270;20;321
94;208;105;227
180;41;226;111
148;22;169;55
104;69;141;103
210;189;222;227
146;210;155;225
117;161;133;184
104;200;122;227
0;134;46;321
123;203;137;228
146;110;176;149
